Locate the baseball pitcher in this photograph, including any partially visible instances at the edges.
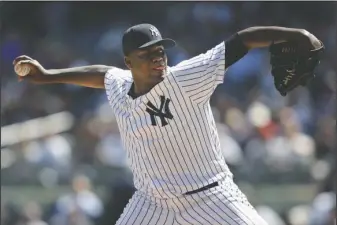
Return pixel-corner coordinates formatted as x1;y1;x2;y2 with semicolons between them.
13;24;324;225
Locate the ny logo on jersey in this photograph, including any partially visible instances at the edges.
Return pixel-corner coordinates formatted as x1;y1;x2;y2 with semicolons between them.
149;26;160;37
146;96;173;126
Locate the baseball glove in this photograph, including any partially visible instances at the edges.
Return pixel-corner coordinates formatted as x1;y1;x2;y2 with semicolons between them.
269;40;324;96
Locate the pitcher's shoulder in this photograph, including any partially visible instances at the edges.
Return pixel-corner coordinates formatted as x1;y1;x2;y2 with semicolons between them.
105;67;133;83
104;68;133;103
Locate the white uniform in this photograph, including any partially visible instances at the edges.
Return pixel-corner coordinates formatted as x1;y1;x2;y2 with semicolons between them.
104;41;268;225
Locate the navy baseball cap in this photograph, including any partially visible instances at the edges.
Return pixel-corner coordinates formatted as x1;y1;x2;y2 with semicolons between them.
122;24;176;56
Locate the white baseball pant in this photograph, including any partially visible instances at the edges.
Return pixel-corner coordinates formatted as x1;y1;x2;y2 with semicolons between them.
115;176;268;225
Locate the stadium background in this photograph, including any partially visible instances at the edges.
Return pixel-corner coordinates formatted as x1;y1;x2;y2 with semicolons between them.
1;2;336;225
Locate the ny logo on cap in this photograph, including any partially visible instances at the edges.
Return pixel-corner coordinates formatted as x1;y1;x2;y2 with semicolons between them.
150;26;160;37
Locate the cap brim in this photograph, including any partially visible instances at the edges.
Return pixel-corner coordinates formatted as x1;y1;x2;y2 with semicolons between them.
139;38;176;50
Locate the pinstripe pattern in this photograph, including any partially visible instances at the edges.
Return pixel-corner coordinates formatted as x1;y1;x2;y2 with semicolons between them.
104;42;268;224
115;181;267;225
116;192;178;225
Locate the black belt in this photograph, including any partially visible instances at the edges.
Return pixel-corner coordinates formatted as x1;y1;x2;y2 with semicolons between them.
184;182;219;195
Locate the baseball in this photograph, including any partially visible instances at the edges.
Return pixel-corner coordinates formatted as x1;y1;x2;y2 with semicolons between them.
14;63;31;77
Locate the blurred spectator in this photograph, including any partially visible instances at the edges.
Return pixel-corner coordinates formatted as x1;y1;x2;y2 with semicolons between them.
287;205;311;225
51;174;103;224
309;192;336;225
22;201;48;225
1;201;26;225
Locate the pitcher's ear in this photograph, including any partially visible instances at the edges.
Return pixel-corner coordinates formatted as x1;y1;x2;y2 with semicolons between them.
124;57;132;69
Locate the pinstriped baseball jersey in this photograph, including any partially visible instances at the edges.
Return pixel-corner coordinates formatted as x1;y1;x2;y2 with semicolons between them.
104;41;232;199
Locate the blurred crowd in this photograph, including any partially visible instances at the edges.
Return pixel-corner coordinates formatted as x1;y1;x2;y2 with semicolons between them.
1;2;336;225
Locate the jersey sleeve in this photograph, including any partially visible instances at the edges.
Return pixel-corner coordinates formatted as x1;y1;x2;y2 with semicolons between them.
170;41;227;103
104;67;127;111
